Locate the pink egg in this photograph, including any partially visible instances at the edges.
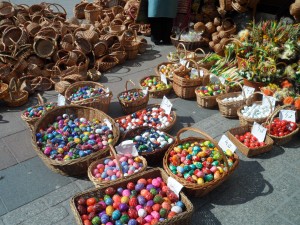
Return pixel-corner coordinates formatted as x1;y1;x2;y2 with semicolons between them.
120;156;127;162
144;215;153;223
128;170;134;175
136;205;143;211
107;169;114;176
116;171;121;177
96;164;103;169
151;211;160;219
210;166;217;173
44;147;51;155
108;161;115;167
128;158;134;164
122;189;131;196
152;178;160;187
95;173;101;178
93;169;98;175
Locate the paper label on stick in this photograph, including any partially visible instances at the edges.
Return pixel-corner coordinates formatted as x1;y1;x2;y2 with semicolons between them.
251;122;267;142
242;86;255;98
279;110;296;122
160;96;172;115
191;68;200;78
167;176;183;197
104;118;112;130
218;135;237;153
262;95;276;110
160;74;168;85
57;94;65;106
142;87;148;95
116;141;139;156
180;58;189;68
219;76;226;85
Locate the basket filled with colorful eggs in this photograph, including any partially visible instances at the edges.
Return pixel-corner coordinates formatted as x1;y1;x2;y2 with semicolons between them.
140;75;172;98
117;80;149;114
155;62;181;81
163;127;239;197
65;81;113;113
120;126;174;165
115;104;177;135
70;168;194;225
226;125;274;157
195;83;226;109
263;105;299;145
32;105;120;176
173;59;209;99
21;94;57;131
87;144;147;187
237;92;274;126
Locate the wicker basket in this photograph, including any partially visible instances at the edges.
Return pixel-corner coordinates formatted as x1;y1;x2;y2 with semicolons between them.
117;80;149;114
120;126;174;165
155;62;179;81
65;81;112;113
0;81;8;99
173;59;209;99
4;78;29;107
21;94;57;131
55;80;71;95
167;43;192;63
84;3;101;23
87;144;147;187
237;92;274;126
163;127;239;197
94;55;119;72
140;75;172;98
227;125;274;157
32;105;120;176
219;0;233;11
70;168;194;225
115;104;177;134
263;105;299;145
120;30;140;60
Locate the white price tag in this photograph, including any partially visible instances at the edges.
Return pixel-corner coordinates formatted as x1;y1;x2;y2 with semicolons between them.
180;58;189;68
104;118;112;130
279;110;296;122
218;135;237;153
160;96;172;115
116;141;139;157
242;86;255;98
219;76;226;85
167;176;183;197
191;68;200;78
251;122;267;142
57;94;65;106
160;74;168;85
105;87;110;97
200;70;204;77
262;95;276;110
142;87;148;95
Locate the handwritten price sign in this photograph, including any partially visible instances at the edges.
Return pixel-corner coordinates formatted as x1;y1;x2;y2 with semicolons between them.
251;122;267;142
279;110;296;122
57;94;65;106
160;74;168;85
167;177;183;197
160;96;172;115
104;118;112;130
242;86;255;98
218;135;237;153
116;140;139;157
142;87;148;95
262;95;276;110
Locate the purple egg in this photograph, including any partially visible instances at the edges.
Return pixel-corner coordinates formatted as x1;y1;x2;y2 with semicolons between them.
119;203;129;212
146;184;155;190
146;200;154;207
135;183;144;192
137;196;146;205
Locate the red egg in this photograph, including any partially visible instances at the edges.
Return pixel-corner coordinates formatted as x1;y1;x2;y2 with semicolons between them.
127;182;135;190
128;207;138;219
145;206;152;214
129;196;138;207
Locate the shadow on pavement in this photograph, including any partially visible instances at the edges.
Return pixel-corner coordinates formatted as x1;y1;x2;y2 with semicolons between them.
253;145;285;159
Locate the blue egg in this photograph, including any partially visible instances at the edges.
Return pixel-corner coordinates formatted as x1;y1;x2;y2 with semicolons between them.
50;150;57;155
105;198;113;206
101;172;108;179
78;151;86;157
176;201;185;209
36;133;41;138
101;214;109;224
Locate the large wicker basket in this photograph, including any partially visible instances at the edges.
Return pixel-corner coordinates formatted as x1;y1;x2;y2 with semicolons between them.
120;126;174;165
87;144;147;187
32;105;120;176
173;59;209;99
3;77;29;107
139;75;172;98
227;125;274;157
117;80;149;114
263;105;299;145
163;127;239;197
237;92;274;126
65;81;113;113
70;168;194;225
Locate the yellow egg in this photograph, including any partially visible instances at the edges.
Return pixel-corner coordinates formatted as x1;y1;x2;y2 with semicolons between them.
225;149;233;157
217;166;224;173
74;138;81;144
121;196;129;204
134;157;142;163
106;205;114;216
214;171;221;179
64;155;70;160
108;138;113;144
57;148;64;154
197;178;204;184
192;175;198;181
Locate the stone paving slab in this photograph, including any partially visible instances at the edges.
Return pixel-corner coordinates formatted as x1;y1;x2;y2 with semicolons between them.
0;199;7;218
0;139;17;170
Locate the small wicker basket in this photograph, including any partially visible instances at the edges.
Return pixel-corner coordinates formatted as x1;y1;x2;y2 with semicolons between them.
140;75;172;98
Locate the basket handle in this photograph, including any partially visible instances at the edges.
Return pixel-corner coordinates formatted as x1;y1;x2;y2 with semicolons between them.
247;91;274;113
193;48;206;58
185;58;200;76
37;93;44;105
8;77;18;101
108;144;124;179
223;38;243;48
125;80;135;91
227;81;246;99
175;127;229;169
176;42;187;58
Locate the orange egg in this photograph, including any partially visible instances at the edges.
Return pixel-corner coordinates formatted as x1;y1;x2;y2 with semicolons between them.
168;211;177;219
152;203;161;212
161;201;171;211
140;189;149;197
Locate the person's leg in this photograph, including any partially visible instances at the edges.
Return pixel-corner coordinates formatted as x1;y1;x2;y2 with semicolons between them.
161;17;173;45
149;17;161;44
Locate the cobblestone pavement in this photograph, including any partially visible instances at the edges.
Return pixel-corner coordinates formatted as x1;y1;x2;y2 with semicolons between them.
0;1;299;225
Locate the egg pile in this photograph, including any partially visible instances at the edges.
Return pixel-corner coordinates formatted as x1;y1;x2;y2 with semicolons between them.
196;84;225;97
23;102;57;118
131;128;174;153
119;91;147;103
35;114;114;161
68;86;109;102
159;63;180;79
241;103;271;119
167;141;235;184
221;94;243;103
76;177;186;225
92;154;144;181
116;107;174;133
140;77;171;92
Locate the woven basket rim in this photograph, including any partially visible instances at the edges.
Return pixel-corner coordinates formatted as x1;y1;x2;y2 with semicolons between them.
139;75;172;94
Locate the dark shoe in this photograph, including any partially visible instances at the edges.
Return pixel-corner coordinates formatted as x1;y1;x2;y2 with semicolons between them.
154;40;162;45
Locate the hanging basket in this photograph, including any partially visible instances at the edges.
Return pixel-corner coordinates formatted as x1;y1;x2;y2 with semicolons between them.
87;144;147;187
65;81;113;113
32;105;120;176
163;127;239;197
3;77;29;107
227;125;274;157
117;80;149;114
263;105;299;145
